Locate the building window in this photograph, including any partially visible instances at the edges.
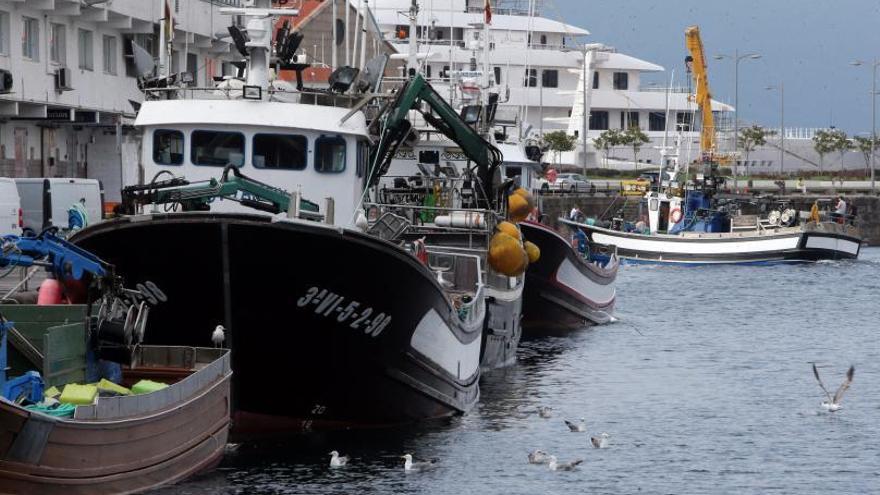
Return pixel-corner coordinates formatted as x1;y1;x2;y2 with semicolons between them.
542;69;558;88
22;17;40;61
153;129;184;165
102;35;117;75
676;112;693;132
620;111;639;129
315;136;346;173
0;12;8;56
50;23;66;65
78;29;93;70
524;68;537;88
494;66;502;85
589;110;609;131
252;134;307;170
613;72;628;90
649;112;666;132
540;34;547;45
191;130;245;166
425;64;432;79
592;71;599;89
442;65;450;81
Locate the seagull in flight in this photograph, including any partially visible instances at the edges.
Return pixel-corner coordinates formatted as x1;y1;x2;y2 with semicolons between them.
590;433;610;449
548;455;583;471
564;418;586;432
812;363;854;412
536;406;553;418
528;449;550;464
329;450;349;467
401;453;437;472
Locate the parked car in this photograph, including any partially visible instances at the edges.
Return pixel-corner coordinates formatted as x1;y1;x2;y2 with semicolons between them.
0;178;22;236
14;178;103;234
555;173;591;192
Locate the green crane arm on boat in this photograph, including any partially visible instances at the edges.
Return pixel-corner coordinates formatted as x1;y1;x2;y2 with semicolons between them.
121;165;319;216
368;74;503;205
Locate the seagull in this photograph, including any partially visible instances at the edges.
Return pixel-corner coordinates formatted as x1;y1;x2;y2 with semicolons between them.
812;363;854;412
590;433;610;449
564;418;586;432
329;450;349;467
401;453;437;472
537;406;553;418
528;449;550;464
211;325;225;348
547;455;583;471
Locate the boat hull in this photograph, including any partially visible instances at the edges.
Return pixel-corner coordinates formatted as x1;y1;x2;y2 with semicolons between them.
563;220;862;265
0;349;230;495
520;221;617;332
71;213;481;437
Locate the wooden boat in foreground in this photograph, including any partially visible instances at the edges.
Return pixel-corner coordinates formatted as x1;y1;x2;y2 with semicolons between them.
0;346;231;495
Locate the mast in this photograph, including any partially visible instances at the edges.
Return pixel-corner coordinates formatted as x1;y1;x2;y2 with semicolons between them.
407;0;419;76
219;0;299;91
359;0;369;69
331;0;338;69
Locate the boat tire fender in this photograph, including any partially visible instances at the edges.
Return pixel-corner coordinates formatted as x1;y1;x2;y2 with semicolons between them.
670;208;683;224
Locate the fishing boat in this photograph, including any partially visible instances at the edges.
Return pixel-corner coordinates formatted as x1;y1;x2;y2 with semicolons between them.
0;343;230;495
519;220;617;331
564;26;862;265
72;1;491;434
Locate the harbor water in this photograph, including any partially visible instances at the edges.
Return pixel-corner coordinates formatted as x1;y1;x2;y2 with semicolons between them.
158;249;880;494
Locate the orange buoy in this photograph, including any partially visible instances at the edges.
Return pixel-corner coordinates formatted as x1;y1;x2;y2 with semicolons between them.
37;277;64;305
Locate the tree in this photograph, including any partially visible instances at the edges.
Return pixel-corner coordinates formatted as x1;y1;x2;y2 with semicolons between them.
738;125;766;176
620;125;650;170
812;129;849;174
852;135;879;176
592;129;622;168
542;130;578;166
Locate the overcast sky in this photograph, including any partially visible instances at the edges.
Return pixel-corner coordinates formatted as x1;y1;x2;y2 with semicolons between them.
551;0;880;135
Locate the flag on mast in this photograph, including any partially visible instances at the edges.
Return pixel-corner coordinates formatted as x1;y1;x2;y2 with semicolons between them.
484;0;492;25
164;0;175;42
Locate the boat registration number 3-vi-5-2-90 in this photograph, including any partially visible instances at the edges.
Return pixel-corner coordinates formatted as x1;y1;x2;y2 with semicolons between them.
297;286;392;337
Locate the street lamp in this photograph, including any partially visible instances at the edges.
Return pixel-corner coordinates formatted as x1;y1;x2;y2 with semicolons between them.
714;51;761;192
765;83;784;175
850;59;878;193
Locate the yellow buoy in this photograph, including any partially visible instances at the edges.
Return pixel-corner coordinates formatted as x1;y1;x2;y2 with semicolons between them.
524;240;541;263
508;193;531;222
488;232;528;276
497;221;521;240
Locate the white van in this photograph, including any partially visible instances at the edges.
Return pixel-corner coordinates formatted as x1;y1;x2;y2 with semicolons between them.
14;178;103;234
0;178;22;236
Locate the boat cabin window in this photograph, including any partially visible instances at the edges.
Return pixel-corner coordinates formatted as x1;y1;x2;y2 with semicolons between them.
252;133;307;170
191;130;245;167
153;129;184;165
356;140;369;178
315;136;346;174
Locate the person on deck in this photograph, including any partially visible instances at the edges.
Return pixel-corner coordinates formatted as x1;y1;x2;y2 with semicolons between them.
832;195;847;224
569;206;583;222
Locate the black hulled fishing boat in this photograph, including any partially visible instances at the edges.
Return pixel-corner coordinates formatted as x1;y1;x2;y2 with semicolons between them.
72;1;486;435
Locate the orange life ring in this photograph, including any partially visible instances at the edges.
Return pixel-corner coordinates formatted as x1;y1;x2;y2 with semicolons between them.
670;208;683;224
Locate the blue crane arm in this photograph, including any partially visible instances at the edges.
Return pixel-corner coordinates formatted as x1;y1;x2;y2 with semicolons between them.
0;233;110;281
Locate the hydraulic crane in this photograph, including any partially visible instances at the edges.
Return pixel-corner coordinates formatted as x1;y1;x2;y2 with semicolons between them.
121;165;320;219
368;74;503;208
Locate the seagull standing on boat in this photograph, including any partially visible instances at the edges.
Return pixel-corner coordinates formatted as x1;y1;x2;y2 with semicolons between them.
548;456;583;471
528;449;550;464
211;325;225;348
812;363;854;412
590;433;610;449
329;450;349;467
537;406;553;418
564;418;586;432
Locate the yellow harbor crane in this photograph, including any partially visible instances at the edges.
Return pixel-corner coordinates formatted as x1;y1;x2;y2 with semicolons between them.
684;25;726;163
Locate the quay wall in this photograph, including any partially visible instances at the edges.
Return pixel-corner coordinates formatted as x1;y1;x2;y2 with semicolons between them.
535;194;880;246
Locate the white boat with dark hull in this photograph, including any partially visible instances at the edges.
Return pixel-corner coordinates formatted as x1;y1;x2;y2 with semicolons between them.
565;219;862;265
520;220;617;331
71;1;488;434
